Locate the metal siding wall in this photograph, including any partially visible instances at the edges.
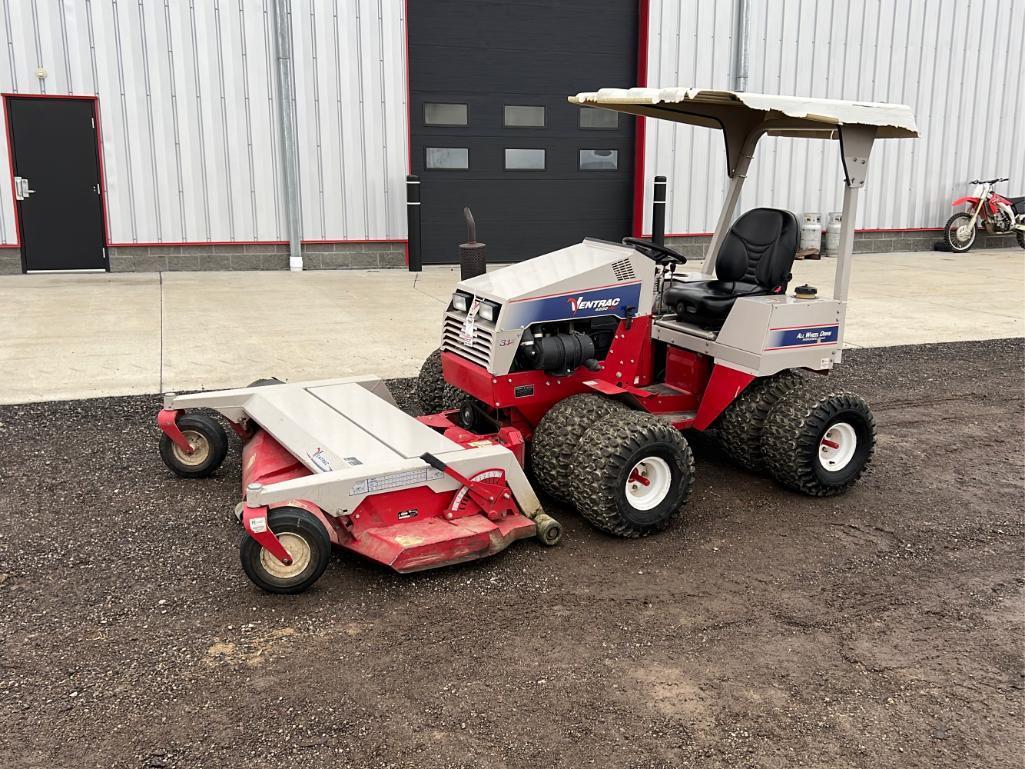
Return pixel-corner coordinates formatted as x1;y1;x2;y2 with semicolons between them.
0;0;408;247
644;0;1025;233
292;0;407;241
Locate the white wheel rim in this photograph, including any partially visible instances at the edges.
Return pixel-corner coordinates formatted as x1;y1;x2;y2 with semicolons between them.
171;430;210;466
950;218;975;246
625;456;672;511
259;532;311;580
818;422;857;472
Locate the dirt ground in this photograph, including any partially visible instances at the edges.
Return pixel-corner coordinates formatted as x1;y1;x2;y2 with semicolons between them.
1;339;1022;769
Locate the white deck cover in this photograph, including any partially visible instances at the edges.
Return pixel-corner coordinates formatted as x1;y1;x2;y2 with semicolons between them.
569;88;918;139
242;382;463;474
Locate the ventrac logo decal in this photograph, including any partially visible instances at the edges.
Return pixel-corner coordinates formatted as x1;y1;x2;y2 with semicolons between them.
568;295;621;314
506;282;642;325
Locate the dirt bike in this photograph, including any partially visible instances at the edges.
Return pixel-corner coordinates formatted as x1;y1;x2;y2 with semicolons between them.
944;177;1025;252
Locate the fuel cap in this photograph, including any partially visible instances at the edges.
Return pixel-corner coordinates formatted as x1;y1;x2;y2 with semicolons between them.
794;284;817;299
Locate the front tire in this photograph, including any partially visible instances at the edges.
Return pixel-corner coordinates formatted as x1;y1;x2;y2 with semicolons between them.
415;348;463;414
761;389;875;496
240;507;332;594
570;411;695;538
943;212;976;252
1016;227;1025;250
159;413;229;478
530;394;626;502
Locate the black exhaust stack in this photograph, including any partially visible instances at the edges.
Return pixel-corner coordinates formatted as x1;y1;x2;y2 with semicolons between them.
459;207;487;280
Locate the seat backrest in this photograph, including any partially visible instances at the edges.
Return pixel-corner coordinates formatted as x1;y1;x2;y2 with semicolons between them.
715;208;799;289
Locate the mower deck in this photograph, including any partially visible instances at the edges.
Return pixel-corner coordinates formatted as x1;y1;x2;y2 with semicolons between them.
159;377;557;587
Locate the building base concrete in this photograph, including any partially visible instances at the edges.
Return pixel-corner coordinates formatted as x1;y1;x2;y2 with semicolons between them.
666;230;1022;259
2;232;1017;274
107;242;406;272
0;248;1021;404
0;249;21;274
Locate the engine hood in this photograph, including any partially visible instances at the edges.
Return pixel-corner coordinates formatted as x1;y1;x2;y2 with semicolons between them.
455;239;655;315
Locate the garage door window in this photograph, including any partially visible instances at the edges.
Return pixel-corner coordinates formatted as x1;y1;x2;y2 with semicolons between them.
579;108;618;129
579;149;618;170
505;148;545;170
504;105;545;127
424;103;468;126
426;147;469;170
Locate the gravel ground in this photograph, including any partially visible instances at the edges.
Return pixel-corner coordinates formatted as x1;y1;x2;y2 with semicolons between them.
1;339;1022;769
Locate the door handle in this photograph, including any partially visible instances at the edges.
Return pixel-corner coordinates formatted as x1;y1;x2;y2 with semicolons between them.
14;176;34;200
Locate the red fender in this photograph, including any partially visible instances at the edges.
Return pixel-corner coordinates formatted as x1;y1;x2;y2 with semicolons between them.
952;196;980;206
693;364;756;430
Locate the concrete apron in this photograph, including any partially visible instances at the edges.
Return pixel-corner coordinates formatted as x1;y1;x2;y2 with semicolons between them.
0;249;1021;405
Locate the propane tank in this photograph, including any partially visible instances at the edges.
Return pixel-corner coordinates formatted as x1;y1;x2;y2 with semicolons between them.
800;213;823;255
823;212;843;257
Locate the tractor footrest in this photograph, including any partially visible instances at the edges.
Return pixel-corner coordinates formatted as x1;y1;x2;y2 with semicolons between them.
343;514;537;573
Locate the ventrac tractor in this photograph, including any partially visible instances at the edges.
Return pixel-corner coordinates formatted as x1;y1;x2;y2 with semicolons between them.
158;88;917;593
418;88;918;538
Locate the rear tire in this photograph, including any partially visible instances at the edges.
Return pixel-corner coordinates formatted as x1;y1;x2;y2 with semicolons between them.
717;369;806;472
1016;228;1025;250
570;411;695;538
943;212;976;252
530;394;626;502
240;507;332;594
761;389;875;496
159;413;229;479
415;348;463;414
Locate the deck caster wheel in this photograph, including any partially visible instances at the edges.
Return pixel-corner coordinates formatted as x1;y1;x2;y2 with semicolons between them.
240;507;332;594
761;389;875;496
159;413;229;478
534;513;563;546
569;410;695;538
530;394;626;503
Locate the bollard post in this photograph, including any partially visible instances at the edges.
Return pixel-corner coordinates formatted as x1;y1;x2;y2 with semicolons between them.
406;174;422;272
652;175;667;246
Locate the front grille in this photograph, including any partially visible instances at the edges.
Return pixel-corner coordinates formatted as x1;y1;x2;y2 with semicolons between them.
442;311;494;367
612;258;636;281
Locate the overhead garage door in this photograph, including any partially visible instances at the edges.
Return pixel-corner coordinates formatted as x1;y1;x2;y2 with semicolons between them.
409;0;638;263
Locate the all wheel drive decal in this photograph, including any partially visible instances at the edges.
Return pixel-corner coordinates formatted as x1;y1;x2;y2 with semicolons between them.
504;282;642;326
764;324;839;351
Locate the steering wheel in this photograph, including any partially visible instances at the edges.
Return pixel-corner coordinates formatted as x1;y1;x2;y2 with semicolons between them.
621;237;687;264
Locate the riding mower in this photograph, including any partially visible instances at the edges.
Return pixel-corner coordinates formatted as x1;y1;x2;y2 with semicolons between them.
157;87;917;593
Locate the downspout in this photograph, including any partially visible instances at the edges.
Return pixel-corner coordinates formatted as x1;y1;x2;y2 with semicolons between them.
733;0;750;92
271;0;303;271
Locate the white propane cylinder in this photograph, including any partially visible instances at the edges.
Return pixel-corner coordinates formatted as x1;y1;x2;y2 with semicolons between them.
823;212;843;257
800;213;823;253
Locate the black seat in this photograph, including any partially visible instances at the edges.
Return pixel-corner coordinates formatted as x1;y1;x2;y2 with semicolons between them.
663;208;799;326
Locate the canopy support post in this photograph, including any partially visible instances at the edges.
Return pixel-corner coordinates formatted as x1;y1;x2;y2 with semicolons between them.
833;125;876;306
832;185;860;307
701;135;756;277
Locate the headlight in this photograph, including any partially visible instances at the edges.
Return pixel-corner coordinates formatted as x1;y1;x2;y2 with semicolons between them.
478;301;500;322
451;292;470;312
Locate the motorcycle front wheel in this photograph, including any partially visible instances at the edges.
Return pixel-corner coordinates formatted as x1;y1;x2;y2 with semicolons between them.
943;212;977;252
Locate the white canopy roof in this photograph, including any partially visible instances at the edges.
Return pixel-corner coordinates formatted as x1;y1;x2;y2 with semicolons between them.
569;87;918;139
